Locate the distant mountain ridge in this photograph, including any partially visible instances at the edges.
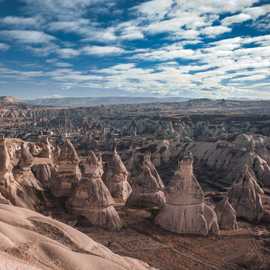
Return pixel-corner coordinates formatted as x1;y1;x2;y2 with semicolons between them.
25;96;190;107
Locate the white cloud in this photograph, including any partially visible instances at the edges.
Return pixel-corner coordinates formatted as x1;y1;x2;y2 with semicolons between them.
48;19;90;34
134;0;174;20
244;4;270;19
57;48;80;58
0;30;55;44
201;26;231;36
133;0;257;39
21;0;102;19
0;16;39;26
133;44;194;61
222;13;251;26
82;46;124;55
116;22;144;40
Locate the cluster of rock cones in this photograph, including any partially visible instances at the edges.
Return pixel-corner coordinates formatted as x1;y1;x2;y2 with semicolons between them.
0;137;266;235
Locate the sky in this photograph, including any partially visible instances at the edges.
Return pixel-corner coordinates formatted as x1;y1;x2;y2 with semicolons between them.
0;0;269;99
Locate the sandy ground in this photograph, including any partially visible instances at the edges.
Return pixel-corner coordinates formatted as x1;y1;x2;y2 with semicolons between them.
71;208;270;270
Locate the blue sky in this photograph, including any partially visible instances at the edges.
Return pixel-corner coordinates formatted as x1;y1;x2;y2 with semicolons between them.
0;0;269;99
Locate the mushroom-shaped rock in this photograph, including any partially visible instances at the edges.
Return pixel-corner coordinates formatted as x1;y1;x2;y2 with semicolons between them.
67;152;122;230
105;149;132;203
19;143;34;170
155;153;219;235
215;197;238;230
127;154;165;209
51;139;81;198
228;167;264;222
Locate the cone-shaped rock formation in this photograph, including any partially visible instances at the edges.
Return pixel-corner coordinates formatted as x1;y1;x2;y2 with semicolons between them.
51;139;81;198
155;152;219;235
127;154;166;208
105;148;132;203
67;151;122;230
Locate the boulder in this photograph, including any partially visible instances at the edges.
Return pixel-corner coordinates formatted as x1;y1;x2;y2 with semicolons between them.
155;153;219;235
228;167;264;222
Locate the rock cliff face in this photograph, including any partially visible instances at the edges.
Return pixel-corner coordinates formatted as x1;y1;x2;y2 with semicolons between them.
51;139;81;198
0;204;155;270
105;148;132;203
228;167;264;222
155;153;219;235
181;134;270;189
67;151;122;230
32;164;53;189
0;138;43;209
127;154;166;209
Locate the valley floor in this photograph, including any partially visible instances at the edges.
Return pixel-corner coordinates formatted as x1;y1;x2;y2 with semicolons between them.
65;208;270;270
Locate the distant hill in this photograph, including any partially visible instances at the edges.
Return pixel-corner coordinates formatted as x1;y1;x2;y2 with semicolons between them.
25;96;189;107
0;96;19;104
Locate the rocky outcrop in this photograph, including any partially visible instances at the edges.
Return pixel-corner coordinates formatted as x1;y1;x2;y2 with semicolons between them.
184;134;270;188
0;192;9;204
67;151;122;230
0;138;43;209
51;139;81;198
214;197;238;230
39;136;53;159
105;148;132;203
19;142;34;170
155;153;219;235
0;204;155;270
127;154;165;208
32;163;53;189
228;167;264;222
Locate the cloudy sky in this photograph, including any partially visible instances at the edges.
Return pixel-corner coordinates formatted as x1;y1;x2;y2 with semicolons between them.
0;0;269;99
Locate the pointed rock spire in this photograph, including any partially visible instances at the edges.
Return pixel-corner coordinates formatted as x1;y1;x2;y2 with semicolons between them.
81;151;103;178
58;138;80;164
67;152;122;230
127;153;166;208
105;148;132;203
155;153;219;235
